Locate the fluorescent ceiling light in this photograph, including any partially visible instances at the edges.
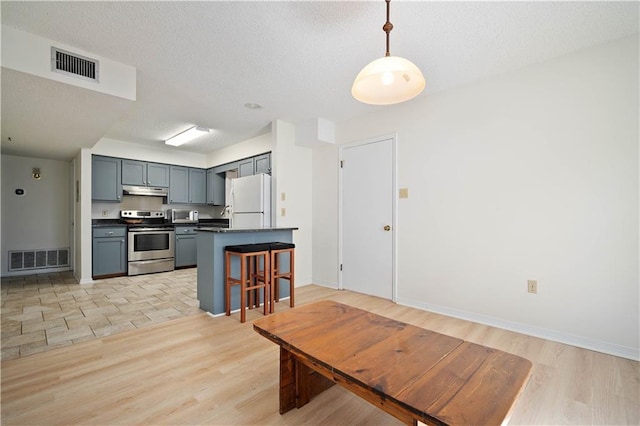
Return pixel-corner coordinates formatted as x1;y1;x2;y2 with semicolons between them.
165;126;210;146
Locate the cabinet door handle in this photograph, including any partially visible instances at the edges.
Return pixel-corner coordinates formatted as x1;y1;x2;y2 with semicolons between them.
106;231;114;235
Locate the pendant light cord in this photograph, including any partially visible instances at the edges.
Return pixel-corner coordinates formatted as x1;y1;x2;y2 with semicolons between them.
383;0;393;57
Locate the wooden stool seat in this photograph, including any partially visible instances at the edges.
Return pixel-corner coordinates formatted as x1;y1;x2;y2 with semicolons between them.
268;242;295;313
225;243;271;323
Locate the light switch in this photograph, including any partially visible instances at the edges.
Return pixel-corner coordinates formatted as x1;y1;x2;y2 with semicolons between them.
399;188;409;199
281;208;286;216
281;192;286;201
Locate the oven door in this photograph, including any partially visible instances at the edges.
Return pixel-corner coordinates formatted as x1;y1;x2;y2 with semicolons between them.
128;229;175;261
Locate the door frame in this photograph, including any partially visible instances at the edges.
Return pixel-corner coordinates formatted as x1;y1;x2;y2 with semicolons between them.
338;133;398;302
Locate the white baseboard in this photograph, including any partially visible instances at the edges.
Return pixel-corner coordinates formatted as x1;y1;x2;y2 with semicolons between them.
396;297;639;361
309;280;338;289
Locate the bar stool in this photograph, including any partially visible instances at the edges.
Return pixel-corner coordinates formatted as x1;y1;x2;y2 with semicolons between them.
225;243;271;323
269;242;295;313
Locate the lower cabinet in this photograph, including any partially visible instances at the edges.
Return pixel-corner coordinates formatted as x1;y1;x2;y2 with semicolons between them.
175;226;197;268
92;227;127;278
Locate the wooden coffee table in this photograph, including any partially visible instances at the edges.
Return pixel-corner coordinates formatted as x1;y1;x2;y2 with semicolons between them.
253;300;532;426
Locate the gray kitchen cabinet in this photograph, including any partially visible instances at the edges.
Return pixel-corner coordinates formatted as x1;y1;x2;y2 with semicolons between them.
122;160;170;187
238;158;255;177
175;226;197;268
189;168;206;204
254;153;271;175
207;168;225;205
92;227;127;277
237;153;271;177
170;166;206;204
92;155;122;202
147;163;170;187
169;166;189;203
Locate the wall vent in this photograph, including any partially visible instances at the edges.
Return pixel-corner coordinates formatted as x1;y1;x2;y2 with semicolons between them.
9;248;70;271
51;47;99;82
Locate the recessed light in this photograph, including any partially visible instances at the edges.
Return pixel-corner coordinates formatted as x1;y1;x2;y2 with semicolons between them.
244;103;262;110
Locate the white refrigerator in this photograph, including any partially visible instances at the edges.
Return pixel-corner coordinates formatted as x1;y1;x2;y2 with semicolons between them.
230;173;271;228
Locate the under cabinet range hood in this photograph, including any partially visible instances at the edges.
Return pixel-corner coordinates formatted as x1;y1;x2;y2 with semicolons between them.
122;185;168;197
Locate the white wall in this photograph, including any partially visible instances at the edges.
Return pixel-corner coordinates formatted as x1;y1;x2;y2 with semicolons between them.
311;145;339;288
1;155;72;276
273;120;313;286
205;132;272;167
313;36;639;359
2;26;136;101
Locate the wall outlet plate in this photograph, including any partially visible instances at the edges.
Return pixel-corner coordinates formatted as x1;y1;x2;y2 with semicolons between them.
527;280;538;294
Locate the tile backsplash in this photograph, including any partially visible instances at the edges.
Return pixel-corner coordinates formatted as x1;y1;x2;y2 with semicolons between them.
91;195;223;219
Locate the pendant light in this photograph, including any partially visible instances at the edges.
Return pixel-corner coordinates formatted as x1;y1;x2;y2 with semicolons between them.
352;0;425;105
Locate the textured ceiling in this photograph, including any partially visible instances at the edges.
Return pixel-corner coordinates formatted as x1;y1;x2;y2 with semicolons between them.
1;1;638;160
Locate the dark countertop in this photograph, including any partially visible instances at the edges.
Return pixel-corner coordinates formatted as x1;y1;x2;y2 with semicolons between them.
91;219;126;227
197;226;298;233
92;218;230;228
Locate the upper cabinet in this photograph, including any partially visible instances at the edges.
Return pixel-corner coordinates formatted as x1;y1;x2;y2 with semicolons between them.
169;166;206;204
254;153;271;175
122;160;169;187
169;166;189;203
206;168;225;206
205;153;271;205
238;158;255;178
238;153;271;178
92;155;122;202
189;168;206;204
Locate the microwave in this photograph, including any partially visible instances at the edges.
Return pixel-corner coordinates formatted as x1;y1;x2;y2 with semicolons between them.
169;209;199;224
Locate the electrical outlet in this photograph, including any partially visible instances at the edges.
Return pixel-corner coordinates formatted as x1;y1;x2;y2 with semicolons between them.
399;188;409;199
281;207;286;216
527;280;537;294
102;210;109;217
281;192;286;201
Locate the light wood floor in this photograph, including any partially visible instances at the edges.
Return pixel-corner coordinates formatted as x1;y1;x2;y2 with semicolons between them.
1;284;638;425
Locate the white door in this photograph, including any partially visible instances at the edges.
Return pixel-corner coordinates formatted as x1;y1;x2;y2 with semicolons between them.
340;135;395;300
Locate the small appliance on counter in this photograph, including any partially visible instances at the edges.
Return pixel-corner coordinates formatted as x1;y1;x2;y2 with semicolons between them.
168;209;199;224
120;210;175;276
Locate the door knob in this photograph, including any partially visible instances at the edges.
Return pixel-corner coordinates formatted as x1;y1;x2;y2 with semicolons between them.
383;225;391;231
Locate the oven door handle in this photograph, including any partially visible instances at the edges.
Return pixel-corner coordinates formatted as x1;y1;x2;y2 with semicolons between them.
129;228;174;233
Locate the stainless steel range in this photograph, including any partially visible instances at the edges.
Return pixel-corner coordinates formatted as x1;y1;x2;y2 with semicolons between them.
121;210;175;276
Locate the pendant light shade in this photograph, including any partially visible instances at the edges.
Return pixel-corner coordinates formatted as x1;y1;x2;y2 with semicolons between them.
351;0;425;105
352;55;425;105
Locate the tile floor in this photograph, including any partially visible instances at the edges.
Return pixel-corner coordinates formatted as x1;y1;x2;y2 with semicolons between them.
1;268;201;361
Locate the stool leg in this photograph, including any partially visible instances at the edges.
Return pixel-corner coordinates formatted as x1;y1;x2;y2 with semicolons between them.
225;251;231;316
263;252;270;316
240;254;247;323
274;252;281;303
289;249;295;308
248;256;255;309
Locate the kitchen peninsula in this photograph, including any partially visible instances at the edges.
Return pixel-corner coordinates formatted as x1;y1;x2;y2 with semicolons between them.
196;226;298;315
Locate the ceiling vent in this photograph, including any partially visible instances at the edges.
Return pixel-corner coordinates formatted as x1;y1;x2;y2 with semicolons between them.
51;47;99;82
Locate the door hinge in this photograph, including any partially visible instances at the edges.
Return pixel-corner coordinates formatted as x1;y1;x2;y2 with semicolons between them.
340;264;343;271
340;160;344;168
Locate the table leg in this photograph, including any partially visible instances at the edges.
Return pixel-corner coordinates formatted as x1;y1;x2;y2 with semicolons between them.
279;346;335;414
279;347;296;414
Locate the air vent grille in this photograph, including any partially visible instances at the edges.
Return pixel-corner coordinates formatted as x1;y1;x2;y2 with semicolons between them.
9;248;70;271
51;47;99;82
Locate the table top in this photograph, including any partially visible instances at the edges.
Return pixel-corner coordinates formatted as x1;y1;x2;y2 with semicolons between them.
253;300;532;425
